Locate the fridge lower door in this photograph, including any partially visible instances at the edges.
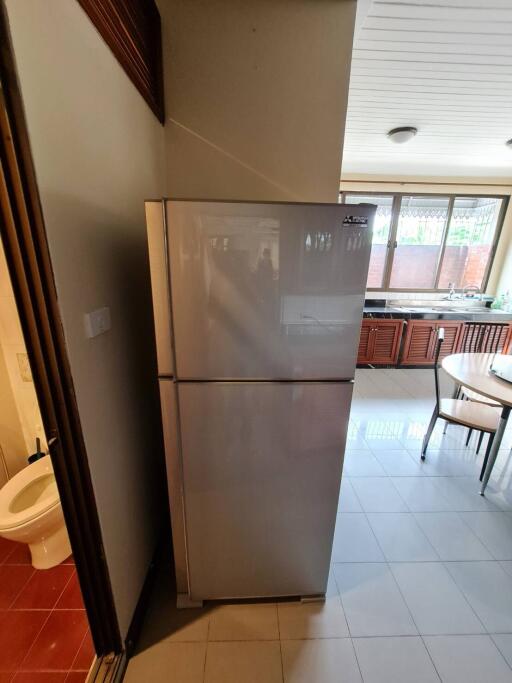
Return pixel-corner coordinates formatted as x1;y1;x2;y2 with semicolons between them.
177;381;352;601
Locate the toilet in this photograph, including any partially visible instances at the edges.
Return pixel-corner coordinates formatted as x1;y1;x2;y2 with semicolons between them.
0;456;71;569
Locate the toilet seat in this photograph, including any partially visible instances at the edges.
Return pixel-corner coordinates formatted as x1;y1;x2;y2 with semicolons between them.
0;458;60;531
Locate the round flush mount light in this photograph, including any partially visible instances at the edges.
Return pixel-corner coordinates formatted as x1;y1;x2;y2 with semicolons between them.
387;126;418;144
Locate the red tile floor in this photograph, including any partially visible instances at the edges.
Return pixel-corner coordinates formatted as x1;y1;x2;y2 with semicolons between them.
0;537;94;682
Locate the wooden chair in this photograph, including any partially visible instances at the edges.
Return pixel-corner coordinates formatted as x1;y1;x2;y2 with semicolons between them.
421;328;500;479
452;321;504;452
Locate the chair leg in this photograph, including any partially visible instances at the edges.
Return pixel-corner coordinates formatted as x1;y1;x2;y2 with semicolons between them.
476;431;484;454
466;428;473;447
443;422;448;434
480;433;495;482
422;409;438;460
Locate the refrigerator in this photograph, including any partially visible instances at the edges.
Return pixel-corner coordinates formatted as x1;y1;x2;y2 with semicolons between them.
146;199;375;606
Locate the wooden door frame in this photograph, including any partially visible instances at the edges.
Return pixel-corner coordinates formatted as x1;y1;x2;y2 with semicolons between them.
0;3;121;657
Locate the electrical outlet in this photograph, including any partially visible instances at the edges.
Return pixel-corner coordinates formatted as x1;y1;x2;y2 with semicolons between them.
84;307;111;339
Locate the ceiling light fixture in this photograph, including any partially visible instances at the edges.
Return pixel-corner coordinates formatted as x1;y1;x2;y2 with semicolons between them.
387;126;418;144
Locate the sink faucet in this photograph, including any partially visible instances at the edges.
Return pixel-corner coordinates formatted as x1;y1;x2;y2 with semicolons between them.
463;284;482;301
448;282;456;300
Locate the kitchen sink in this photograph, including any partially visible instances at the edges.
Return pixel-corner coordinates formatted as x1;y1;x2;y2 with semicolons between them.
392;305;491;314
390;300;491;314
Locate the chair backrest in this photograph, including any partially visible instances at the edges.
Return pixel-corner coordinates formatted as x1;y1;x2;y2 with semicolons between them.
433;327;445;408
460;321;509;353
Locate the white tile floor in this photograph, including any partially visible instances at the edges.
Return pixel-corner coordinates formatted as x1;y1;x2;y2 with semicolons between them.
125;368;512;682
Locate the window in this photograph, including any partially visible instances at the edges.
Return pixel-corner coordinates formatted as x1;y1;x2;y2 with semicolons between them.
391;195;450;289
344;194;394;288
342;192;506;291
438;198;503;290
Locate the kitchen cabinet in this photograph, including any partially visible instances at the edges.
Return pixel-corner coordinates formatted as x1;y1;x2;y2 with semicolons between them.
458;322;511;354
400;320;463;366
358;319;404;365
507;327;512;354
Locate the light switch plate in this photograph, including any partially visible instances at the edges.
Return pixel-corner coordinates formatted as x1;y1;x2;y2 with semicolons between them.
84;307;111;339
17;353;33;382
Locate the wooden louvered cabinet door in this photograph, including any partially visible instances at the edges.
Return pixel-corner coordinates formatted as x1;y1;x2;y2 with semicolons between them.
401;320;437;365
505;325;512;354
358;319;404;365
494;325;511;354
401;320;463;365
371;320;404;364
357;319;374;364
458;322;511;354
437;321;464;360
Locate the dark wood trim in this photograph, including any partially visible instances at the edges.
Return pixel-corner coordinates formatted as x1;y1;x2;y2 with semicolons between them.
77;0;165;124
0;4;121;655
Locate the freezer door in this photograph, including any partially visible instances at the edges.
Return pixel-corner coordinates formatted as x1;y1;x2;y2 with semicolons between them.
166;201;374;380
178;381;352;600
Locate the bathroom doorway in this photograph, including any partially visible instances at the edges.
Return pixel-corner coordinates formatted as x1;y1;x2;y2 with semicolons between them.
0;4;122;680
0;236;95;680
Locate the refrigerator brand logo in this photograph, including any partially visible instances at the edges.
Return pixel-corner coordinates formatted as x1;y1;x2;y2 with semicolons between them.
343;215;368;227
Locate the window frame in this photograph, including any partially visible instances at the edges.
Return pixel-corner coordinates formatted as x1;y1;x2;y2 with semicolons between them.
340;191;509;293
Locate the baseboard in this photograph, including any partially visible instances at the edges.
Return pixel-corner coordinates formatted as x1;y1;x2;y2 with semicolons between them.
124;540;162;657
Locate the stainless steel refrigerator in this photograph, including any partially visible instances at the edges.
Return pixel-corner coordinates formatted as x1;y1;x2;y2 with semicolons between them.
146;199;375;607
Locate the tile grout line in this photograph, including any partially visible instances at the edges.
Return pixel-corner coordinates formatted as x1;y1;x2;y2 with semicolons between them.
346;488;427;643
5;566;35;610
54;568;78;610
347;634;365;682
332;569;354;640
440;558;501;637
381;558;445;683
275;602;285;683
489;634;512;673
67;627;91;674
454;510;500;559
16;608;53;674
202;609;211;683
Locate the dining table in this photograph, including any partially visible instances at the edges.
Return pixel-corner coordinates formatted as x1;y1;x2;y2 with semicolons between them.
441;352;512;495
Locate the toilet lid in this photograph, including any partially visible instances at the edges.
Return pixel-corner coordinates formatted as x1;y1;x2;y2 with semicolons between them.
0;458;60;530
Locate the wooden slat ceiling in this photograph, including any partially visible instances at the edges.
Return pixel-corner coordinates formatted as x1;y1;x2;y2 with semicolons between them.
342;0;512;176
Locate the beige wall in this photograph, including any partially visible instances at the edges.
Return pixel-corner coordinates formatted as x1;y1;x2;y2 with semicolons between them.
0;240;46;469
6;0;166;638
495;214;512;299
340;175;512;296
0;333;25;489
159;0;356;202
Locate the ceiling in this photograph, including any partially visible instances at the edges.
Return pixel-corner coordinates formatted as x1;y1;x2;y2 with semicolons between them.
342;0;512;178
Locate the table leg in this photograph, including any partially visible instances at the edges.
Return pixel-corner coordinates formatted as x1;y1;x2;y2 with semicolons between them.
480;405;511;495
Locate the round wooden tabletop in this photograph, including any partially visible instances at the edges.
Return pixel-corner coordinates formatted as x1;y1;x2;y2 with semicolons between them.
442;353;512;409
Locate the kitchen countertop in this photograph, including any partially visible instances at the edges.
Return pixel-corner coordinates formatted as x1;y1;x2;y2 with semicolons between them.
363;306;512;322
